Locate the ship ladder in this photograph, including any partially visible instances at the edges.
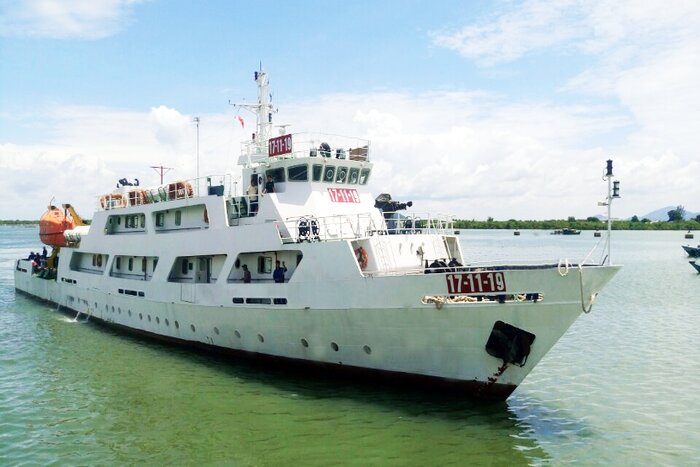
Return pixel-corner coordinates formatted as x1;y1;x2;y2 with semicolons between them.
373;239;391;273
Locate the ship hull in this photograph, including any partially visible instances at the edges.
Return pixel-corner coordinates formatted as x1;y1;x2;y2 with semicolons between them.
14;260;619;400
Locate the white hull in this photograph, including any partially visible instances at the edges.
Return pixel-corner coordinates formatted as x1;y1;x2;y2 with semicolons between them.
14;256;619;399
16;71;621;399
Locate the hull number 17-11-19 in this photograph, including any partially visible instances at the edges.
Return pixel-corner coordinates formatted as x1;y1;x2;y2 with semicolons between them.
446;272;506;294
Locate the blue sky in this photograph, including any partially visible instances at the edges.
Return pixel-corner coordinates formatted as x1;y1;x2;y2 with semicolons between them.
1;0;699;220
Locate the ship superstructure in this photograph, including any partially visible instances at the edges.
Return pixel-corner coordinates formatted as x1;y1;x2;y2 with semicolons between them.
14;71;620;399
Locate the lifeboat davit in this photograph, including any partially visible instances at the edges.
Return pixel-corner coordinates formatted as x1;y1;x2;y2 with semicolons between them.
39;206;75;247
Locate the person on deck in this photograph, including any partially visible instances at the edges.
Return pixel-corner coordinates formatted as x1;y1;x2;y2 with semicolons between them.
242;264;251;283
448;257;462;271
247;177;258;216
273;261;287;283
263;175;275;194
41;247;47;259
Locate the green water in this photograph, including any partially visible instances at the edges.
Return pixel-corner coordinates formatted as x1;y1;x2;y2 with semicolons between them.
1;226;699;465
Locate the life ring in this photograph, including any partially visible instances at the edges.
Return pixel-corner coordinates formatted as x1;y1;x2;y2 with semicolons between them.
355;247;368;270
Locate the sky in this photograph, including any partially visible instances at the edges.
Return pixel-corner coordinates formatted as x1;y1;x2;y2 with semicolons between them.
1;0;699;221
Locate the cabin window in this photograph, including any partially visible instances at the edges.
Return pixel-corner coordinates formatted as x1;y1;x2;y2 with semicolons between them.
142;258;147;273
348;168;360;184
360;168;371;185
312;164;323;182
335;167;348;184
116;257;121;269
117;216;121;225
92;254;96;266
181;258;188;275
140;214;146;228
323;166;336;183
156;213;164;227
175;210;182;226
128;258;133;271
288;164;308;181
266;167;286;183
257;256;272;274
153;258;158;271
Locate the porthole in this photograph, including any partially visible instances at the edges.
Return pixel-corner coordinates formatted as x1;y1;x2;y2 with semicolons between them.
301;338;309;348
117;307;121;314
257;334;264;343
214;327;220;335
165;319;169;326
175;320;179;329
128;310;132;317
94;302;98;308
105;304;108;311
190;324;196;332
234;330;241;338
331;342;339;352
363;345;372;355
156;317;160;324
148;315;151;322
139;313;143;320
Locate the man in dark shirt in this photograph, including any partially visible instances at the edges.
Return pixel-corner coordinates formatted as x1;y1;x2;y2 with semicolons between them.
264;175;275;194
242;264;251;283
273;261;287;283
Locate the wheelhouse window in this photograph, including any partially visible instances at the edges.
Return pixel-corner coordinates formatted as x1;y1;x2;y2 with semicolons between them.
312;164;323;182
175;210;182;226
128;258;133;271
360;168;371;185
323;166;336;183
155;213;164;227
266;167;286;183
140;214;145;228
348;168;360;184
335;167;348;184
288;164;308;181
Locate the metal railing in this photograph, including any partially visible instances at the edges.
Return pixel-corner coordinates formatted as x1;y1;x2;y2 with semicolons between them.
275;211;457;243
97;174;237;211
240;132;371;166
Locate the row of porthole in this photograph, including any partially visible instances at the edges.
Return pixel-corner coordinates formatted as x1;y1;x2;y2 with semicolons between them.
97;301;373;355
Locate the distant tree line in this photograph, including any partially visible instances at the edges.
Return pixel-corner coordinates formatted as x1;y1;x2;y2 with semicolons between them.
454;215;700;231
0;220;39;225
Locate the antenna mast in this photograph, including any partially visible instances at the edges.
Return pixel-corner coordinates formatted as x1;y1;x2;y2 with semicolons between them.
151;165;174;184
193;116;200;195
229;70;277;160
601;159;621;265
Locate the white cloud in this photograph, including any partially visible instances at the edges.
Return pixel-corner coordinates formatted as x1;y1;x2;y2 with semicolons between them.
0;105;246;220
431;0;586;66
0;0;145;39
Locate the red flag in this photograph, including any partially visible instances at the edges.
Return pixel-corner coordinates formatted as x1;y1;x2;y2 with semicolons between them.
237;115;245;128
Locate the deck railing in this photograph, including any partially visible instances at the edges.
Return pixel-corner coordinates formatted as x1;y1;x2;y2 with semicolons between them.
275;211;456;243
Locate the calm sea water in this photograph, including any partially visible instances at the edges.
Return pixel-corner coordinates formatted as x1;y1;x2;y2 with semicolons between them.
1;225;699;465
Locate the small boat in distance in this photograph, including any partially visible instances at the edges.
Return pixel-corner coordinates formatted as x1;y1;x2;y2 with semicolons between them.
682;245;700;257
690;261;700;273
552;228;581;235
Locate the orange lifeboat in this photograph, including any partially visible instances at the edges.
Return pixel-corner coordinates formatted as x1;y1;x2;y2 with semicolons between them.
39;206;75;247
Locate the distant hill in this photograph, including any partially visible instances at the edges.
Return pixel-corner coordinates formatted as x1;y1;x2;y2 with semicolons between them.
637;206;700;221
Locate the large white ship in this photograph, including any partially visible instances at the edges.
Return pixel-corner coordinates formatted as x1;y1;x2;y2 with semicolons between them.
14;71;621;399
